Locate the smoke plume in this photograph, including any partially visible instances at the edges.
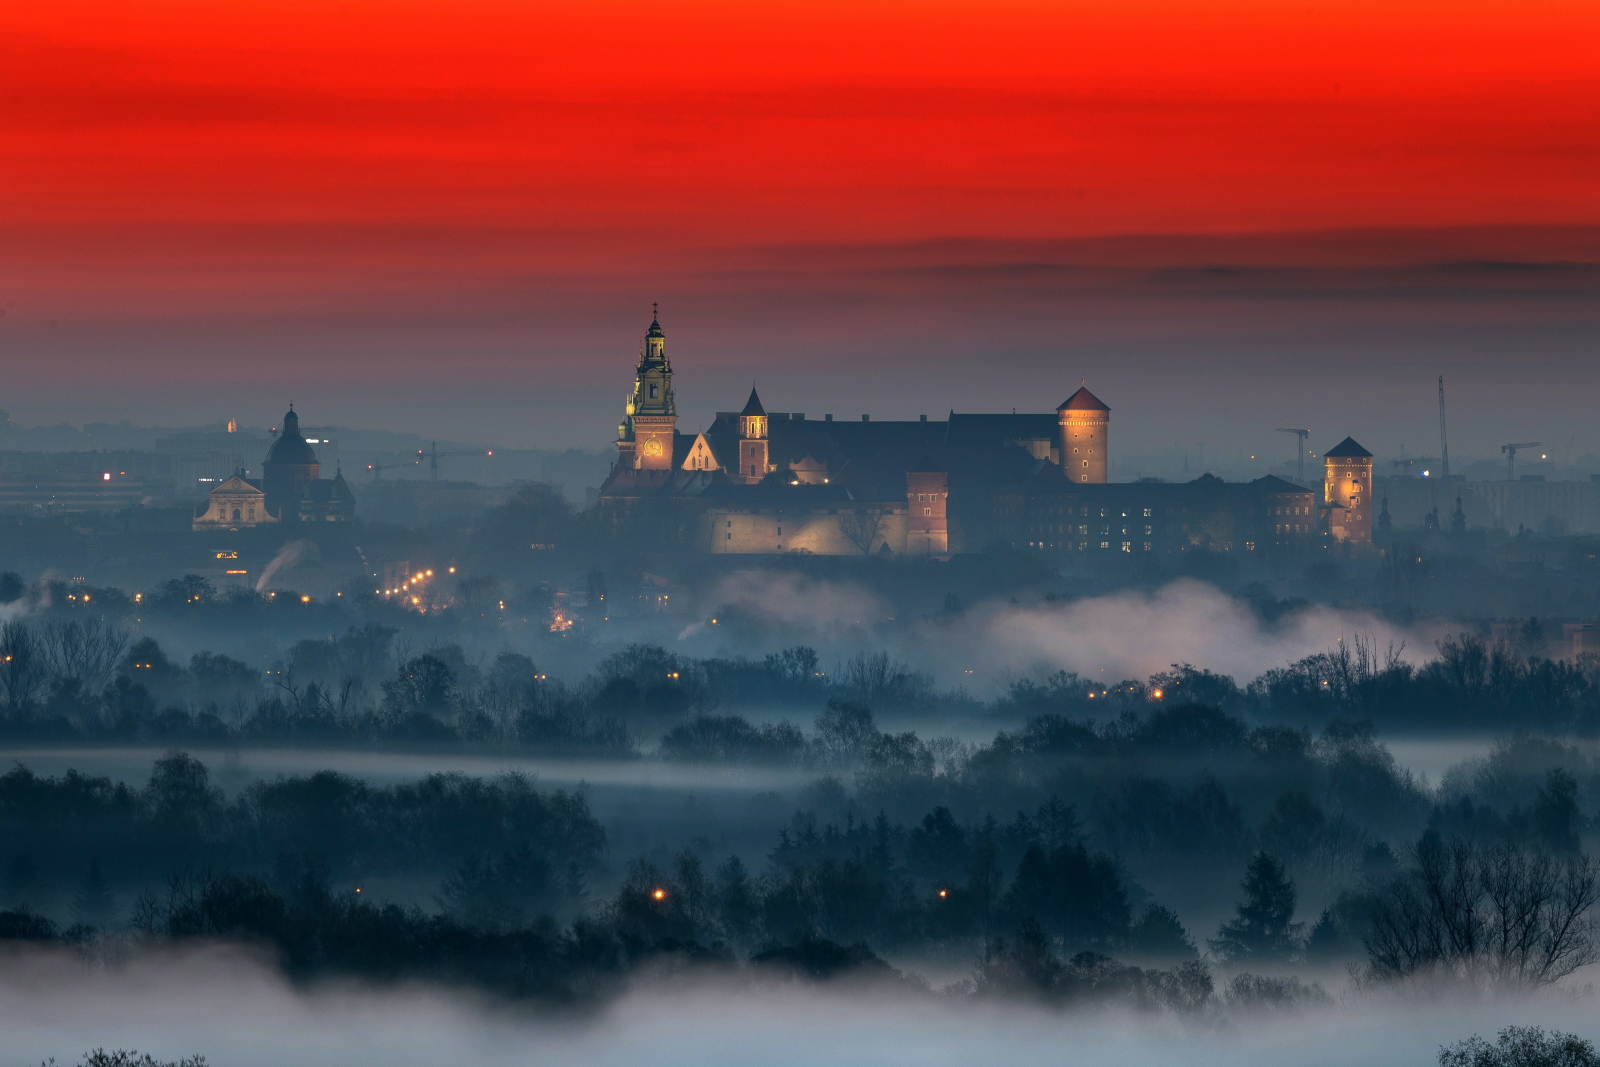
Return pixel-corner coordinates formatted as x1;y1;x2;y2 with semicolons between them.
255;540;319;593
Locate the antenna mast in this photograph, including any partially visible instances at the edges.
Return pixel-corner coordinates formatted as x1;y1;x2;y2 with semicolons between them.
1437;375;1450;482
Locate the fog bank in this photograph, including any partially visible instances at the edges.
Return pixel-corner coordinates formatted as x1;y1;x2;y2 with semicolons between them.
4;945;1596;1067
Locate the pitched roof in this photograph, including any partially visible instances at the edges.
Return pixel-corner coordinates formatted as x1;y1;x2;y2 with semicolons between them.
1056;386;1109;413
1324;436;1373;458
1249;474;1315;494
740;387;766;417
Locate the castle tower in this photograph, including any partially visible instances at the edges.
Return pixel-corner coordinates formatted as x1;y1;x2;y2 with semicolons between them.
618;311;677;471
736;386;770;484
907;462;948;555
262;406;319;520
1057;385;1109;483
1323;437;1374;542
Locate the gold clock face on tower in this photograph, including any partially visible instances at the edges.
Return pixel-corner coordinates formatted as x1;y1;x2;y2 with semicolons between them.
642;438;664;456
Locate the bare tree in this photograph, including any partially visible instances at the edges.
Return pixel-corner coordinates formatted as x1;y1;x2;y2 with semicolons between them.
1365;837;1600;990
40;619;127;693
838;509;885;555
0;621;47;712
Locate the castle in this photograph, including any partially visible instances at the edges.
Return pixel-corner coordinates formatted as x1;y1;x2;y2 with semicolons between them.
192;407;354;530
598;314;1368;555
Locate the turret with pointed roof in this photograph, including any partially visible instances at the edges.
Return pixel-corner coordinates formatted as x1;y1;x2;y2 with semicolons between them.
1057;383;1110;483
737;385;770;484
1323;436;1373;543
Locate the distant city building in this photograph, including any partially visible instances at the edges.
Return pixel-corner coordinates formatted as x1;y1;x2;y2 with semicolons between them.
191;472;276;530
193;407;353;530
598;314;1319;555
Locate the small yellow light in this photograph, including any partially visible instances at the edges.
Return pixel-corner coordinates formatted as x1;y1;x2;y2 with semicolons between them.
448;567;456;573
938;888;948;898
301;595;311;603
1152;688;1163;699
652;888;666;901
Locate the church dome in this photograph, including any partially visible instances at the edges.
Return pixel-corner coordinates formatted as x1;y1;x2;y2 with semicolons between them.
265;408;319;466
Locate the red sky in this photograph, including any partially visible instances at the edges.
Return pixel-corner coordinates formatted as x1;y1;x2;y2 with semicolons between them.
2;0;1598;458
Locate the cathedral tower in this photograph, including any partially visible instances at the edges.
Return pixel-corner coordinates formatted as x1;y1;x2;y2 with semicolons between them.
1057;385;1109;483
618;310;677;470
737;386;770;484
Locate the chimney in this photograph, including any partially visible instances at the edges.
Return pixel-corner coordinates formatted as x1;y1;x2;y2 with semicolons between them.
920;414;927;422
862;414;870;422
825;414;833;422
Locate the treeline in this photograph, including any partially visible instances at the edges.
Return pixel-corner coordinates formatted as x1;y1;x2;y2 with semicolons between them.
9;601;1600;759
4;812;1595;1009
0;755;604;926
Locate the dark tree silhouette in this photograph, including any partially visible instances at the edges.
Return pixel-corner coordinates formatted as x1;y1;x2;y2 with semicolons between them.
1209;851;1302;962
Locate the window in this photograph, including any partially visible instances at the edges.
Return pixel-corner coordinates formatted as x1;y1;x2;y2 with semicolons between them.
1143;542;1152;551
1144;525;1152;535
1121;542;1132;552
232;508;241;521
649;384;658;399
726;520;732;527
1143;508;1152;517
1100;541;1110;549
924;507;932;516
726;532;731;540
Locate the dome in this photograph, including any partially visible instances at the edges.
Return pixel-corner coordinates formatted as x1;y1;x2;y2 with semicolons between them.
265;408;319;466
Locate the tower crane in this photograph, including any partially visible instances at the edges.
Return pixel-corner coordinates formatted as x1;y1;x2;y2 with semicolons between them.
417;442;496;480
1501;442;1541;481
1276;428;1310;484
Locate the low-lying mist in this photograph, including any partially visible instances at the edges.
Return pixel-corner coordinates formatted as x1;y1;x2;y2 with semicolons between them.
2;944;1593;1067
695;572;1445;690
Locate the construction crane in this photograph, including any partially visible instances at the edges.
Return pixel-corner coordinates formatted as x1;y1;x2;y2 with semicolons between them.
1501;442;1540;481
365;460;386;482
1438;375;1451;481
1276;428;1310;483
416;442;496;480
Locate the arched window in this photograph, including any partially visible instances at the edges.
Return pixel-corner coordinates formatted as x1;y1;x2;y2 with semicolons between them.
232;508;242;521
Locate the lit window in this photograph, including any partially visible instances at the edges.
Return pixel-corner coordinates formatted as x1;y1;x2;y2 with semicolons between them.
1143;542;1151;551
924;508;931;516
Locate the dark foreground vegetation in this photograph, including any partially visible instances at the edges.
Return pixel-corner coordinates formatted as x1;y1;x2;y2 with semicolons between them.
34;1027;1600;1067
2;748;1597;1011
